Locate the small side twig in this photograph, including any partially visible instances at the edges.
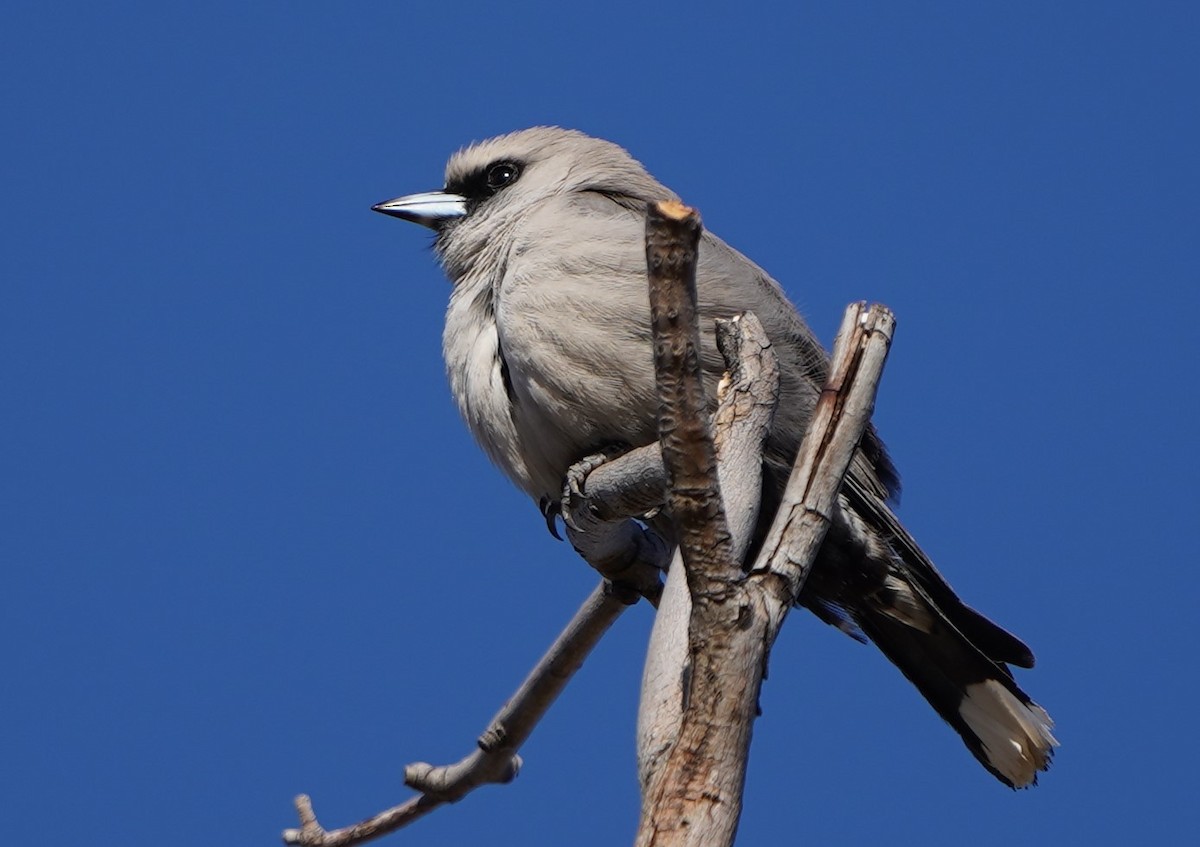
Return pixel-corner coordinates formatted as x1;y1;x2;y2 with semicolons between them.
751;304;896;596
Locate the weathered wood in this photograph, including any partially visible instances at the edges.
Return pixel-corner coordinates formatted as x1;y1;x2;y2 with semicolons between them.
710;314;782;555
644;200;740;594
750;305;896;596
636;201;757;847
634;196;896;847
637;314;779;790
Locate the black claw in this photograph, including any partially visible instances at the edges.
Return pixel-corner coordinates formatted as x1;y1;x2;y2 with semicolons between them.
539;497;563;540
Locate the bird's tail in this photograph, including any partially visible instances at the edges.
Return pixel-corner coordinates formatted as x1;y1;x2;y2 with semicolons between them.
855;595;1058;787
807;483;1059;788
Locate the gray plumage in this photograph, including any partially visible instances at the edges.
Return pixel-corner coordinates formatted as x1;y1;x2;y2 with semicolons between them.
374;127;1056;787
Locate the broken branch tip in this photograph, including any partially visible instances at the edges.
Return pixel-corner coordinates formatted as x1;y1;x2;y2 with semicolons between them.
653;199;698;222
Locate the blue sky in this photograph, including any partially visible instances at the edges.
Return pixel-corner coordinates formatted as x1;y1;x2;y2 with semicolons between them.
3;3;1197;845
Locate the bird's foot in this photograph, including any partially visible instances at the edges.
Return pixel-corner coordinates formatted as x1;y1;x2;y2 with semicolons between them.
561;444;630;532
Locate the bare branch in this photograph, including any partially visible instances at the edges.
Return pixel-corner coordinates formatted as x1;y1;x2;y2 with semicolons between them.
750;304;896;596
637;313;779;790
637;200;750;847
280;285;798;847
644;200;739;594
711;314;781;553
634;196;896;847
283;580;631;847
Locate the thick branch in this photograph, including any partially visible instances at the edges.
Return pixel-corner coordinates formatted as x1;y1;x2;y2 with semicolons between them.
635;198;896;847
637;313;779;790
645;200;739;594
637;201;749;847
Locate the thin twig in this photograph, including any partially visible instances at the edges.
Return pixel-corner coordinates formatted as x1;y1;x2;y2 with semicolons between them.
282;580;630;847
750;304;895;596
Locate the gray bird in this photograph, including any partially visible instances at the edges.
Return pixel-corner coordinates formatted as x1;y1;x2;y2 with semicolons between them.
373;127;1056;788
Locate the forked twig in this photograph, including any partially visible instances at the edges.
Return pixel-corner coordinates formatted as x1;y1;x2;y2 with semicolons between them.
634;199;895;847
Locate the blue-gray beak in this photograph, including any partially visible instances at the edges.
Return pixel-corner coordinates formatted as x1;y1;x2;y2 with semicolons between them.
371;191;467;229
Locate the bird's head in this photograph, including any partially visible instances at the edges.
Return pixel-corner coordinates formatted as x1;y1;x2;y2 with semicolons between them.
373;127;674;280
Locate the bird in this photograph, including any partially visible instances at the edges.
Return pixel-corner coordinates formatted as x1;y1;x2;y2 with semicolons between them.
372;126;1056;788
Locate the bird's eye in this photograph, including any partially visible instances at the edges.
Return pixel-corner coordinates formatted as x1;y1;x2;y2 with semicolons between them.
485;162;520;191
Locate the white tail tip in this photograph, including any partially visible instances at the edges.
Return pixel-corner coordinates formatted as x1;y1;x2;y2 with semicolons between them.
961;680;1058;787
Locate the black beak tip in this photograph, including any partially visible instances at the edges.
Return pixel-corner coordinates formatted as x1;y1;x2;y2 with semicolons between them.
371;202;412;221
